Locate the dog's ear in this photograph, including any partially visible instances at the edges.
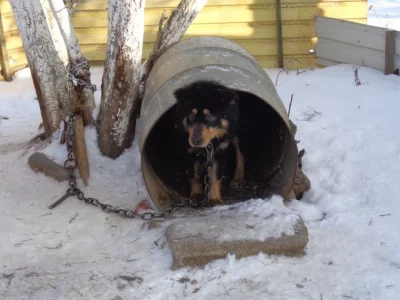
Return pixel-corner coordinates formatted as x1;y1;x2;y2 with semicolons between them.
218;86;239;106
173;87;189;104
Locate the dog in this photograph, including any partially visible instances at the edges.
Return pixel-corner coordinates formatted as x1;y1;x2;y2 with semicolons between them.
173;80;245;205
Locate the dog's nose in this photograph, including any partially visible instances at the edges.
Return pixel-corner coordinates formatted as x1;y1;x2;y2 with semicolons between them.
191;135;202;146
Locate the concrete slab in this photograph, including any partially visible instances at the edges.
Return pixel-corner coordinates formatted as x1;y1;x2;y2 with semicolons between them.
163;198;308;269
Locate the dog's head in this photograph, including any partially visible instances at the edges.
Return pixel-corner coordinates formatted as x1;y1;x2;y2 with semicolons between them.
174;80;239;148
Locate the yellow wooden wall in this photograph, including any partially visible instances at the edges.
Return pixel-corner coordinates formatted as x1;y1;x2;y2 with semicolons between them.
0;0;367;80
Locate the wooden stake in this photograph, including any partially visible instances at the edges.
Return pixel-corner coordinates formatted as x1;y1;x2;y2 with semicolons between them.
0;9;12;81
73;114;89;185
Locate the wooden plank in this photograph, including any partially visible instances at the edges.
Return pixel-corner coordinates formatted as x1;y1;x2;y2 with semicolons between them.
7;38;316;68
0;8;11;81
0;0;370;14
5;21;316;50
254;55;317;68
316;37;385;72
384;30;395;75
315;15;386;51
3;18;368;49
1;3;368;31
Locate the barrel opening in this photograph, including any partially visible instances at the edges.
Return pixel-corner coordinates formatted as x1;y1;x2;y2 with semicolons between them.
143;87;294;205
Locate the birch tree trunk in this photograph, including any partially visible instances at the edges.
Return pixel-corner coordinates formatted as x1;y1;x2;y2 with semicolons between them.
96;0;145;159
49;0;96;125
9;0;70;137
138;0;209;108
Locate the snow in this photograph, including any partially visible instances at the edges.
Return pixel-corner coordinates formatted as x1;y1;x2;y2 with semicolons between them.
368;0;400;30
170;196;302;242
2;62;400;300
2;3;400;295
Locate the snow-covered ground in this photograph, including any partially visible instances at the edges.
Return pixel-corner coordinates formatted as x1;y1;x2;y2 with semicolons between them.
368;0;400;30
1;63;400;299
1;2;400;297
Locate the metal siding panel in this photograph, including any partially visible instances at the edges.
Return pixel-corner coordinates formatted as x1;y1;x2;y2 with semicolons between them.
316;37;385;72
317;57;340;67
315;16;386;51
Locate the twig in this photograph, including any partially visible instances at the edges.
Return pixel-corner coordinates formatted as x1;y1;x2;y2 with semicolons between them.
44;242;62;249
69;213;78;223
298;149;305;169
288;94;293;118
296;68;315;75
353;65;361;86
2;272;15;288
379;214;391;217
177;276;190;284
118;275;143;284
275;68;288;86
154;237;162;246
301;106;322;121
24;272;40;277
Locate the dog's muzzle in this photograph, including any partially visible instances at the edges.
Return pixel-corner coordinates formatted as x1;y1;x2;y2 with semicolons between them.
189;124;206;147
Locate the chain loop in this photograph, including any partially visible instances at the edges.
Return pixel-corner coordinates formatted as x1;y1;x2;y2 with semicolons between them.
67;58;97;91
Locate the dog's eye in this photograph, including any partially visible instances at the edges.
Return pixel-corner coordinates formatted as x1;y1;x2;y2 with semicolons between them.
206;114;216;122
188;113;195;122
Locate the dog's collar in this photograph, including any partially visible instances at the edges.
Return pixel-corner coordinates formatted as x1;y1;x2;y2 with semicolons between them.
188;134;232;154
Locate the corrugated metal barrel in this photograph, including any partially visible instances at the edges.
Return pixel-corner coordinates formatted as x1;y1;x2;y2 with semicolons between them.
139;36;298;210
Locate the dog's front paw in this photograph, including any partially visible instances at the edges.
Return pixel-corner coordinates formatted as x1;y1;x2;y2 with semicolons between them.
209;197;224;206
230;178;245;189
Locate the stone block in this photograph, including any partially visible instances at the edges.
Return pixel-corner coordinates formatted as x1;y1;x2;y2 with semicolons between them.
166;204;308;269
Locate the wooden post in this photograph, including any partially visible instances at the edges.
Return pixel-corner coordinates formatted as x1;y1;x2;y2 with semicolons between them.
73;114;89;185
275;0;284;68
384;29;395;75
0;9;12;81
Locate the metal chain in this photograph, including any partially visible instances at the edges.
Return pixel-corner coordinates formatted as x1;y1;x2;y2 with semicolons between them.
66;58;97;92
49;113;179;220
204;143;214;205
49;117;215;219
49;61;215;220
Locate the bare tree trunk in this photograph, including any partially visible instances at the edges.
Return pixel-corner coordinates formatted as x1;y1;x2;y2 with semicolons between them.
138;0;209;111
49;0;96;125
96;0;145;159
9;0;70;137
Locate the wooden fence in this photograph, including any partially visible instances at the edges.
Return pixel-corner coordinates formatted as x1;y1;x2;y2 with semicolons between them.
315;15;400;74
0;0;368;81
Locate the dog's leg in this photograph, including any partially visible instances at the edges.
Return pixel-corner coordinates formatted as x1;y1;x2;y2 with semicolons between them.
209;160;224;205
231;136;245;188
190;160;203;199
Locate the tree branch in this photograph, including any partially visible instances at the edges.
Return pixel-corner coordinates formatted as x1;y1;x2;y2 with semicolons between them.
137;0;209;116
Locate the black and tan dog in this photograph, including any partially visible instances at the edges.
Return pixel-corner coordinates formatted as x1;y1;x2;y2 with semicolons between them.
173;80;245;205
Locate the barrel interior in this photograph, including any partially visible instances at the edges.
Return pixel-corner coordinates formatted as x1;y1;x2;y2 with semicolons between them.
143;89;292;205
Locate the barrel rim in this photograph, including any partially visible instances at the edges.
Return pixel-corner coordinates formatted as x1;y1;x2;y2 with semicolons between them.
139;65;290;152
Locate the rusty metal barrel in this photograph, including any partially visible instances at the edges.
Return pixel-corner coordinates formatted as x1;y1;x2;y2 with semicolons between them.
139;36;298;210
